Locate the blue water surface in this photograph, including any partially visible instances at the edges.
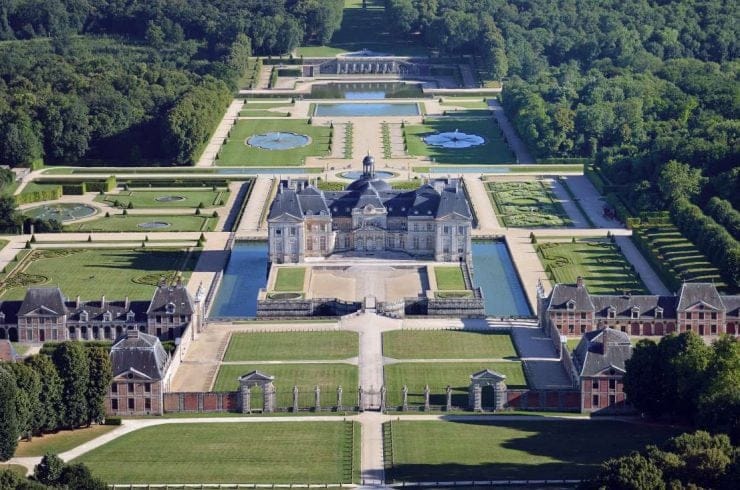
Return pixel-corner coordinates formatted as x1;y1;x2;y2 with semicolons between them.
471;240;532;317
209;242;269;318
314;103;419;117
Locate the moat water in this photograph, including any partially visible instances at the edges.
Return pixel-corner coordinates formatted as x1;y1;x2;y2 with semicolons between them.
471;240;532;317
209;241;268;318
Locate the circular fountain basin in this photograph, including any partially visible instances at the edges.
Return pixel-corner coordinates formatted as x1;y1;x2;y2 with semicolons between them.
424;130;485;149
137;221;171;229
340;171;396;180
246;132;311;150
24;203;97;222
155;195;186;202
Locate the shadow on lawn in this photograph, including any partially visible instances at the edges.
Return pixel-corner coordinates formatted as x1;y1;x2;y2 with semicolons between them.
83;249;228;274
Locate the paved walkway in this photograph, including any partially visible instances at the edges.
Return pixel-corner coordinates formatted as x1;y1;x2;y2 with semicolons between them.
487;99;534;164
549;178;589;228
463;175;501;231
196;99;244;167
615;236;670;294
234;175;274;237
558;175;614;228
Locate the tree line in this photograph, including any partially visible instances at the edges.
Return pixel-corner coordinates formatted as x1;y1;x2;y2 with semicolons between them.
0;453;106;489
0;342;112;462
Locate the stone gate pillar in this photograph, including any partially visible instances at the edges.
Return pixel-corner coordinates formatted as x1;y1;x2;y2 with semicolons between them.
494;381;507;411
446;385;452;411
424;385;431;411
314;385;321;411
292;385;299;413
241;385;251;414
402;385;409;411
337;386;343;411
380;386;387;412
264;383;276;413
358;386;364;412
469;385;482;411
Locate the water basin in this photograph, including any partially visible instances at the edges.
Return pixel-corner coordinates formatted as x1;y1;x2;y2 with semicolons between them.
429;166;512;174
314;103;419;117
24;203;97;222
424;130;485;149
209;241;269;318
471;240;532;317
339;171;395;180
309;82;424;99
246;132;311;150
137;221;171;229
155;195;186;202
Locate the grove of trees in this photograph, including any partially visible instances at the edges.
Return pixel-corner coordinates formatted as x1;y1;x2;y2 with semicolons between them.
0;343;112;462
0;453;106;489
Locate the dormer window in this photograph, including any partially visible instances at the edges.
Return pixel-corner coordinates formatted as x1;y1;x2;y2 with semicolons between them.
566;300;576;311
103;311;113;322
630;307;640;319
608;307;616;319
80;310;89;322
166;302;176;314
655;307;663;319
126;311;136;322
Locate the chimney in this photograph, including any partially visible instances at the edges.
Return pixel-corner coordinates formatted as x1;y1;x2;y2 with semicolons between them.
124;296;130;310
101;295;106;308
75;295;81;308
576;276;584;288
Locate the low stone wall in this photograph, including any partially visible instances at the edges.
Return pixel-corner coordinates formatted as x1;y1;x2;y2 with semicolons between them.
506;389;581;411
163;392;240;413
256;297;361;318
396;295;485;318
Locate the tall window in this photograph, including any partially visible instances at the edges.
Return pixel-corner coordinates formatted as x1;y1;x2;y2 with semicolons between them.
128;398;135;410
609;379;616;390
592;394;599;407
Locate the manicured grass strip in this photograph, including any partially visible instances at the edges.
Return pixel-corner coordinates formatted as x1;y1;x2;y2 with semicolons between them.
537;240;648;294
94;189;228;209
76;422;355;484
383;330;517;359
405;117;514;164
384;362;527;407
14;425;116;457
217;119;331;167
224;331;358;361
386;420;682;482
213;364;358;406
65;215;216;232
0;248;197;300
434;266;466;290
274;267;306;291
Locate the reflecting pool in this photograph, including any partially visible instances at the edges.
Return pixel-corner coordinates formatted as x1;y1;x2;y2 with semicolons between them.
309;82;424;99
314;103;419;117
246;132;311;150
209;241;269;318
471;240;532;317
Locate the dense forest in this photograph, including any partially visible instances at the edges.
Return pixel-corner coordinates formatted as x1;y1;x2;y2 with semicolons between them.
0;0;343;166
386;0;739;288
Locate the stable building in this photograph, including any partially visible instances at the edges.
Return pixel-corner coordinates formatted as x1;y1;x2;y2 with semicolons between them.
268;155;473;263
539;278;739;338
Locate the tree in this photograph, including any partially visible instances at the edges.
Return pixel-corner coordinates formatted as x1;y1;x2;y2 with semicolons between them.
583;452;665;490
5;363;43;436
25;355;64;433
697;336;740;442
657;160;705;203
0;114;43;167
52;342;90;428
0;367;19;461
34;453;65;486
624;339;665;418
58;463;107;490
86;347;112;425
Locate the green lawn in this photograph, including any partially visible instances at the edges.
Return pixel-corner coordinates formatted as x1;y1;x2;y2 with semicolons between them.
224;331;358;361
295;1;429;57
274;267;306;291
487;181;572;228
434;266;466;290
384;362;527;408
537;240;648;294
65;214;216;232
94;189;228;209
214;364;358;406
217;119;331;166
405;117;515;164
0;248;197;300
10;343;30;356
76;422;358;484
386;420;682;482
14;425;116;457
383;330;517;359
439;98;493;110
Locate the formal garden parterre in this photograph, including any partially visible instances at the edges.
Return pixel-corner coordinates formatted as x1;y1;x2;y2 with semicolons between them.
487;180;572;228
94;188;229;209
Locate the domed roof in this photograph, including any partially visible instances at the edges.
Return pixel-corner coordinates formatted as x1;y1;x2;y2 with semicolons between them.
346;177;391;193
363;154;375;166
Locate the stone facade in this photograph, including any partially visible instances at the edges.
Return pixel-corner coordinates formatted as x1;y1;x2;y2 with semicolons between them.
540;278;739;338
267;155;473;264
0;282;201;343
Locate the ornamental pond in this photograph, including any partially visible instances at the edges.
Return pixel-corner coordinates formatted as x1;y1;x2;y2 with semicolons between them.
308;82;425;99
313;102;420;117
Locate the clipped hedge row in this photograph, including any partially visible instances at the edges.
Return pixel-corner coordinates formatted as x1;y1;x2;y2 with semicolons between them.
62;183;86;195
14;186;62;205
631;228;683;292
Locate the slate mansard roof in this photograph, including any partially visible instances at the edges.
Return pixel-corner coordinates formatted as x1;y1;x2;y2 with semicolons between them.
572;328;632;377
268;177;472;222
111;330;169;380
18;287;67;316
547;280;739;319
147;282;194;316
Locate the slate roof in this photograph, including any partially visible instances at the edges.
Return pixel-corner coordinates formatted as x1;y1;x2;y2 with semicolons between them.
0;301;21;324
572;328;632;377
18;287;67;316
677;283;725;310
110;331;169;380
147;284;194;315
591;295;677;319
722;295;740;317
66;299;149;322
268;177;471;222
548;283;595;311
